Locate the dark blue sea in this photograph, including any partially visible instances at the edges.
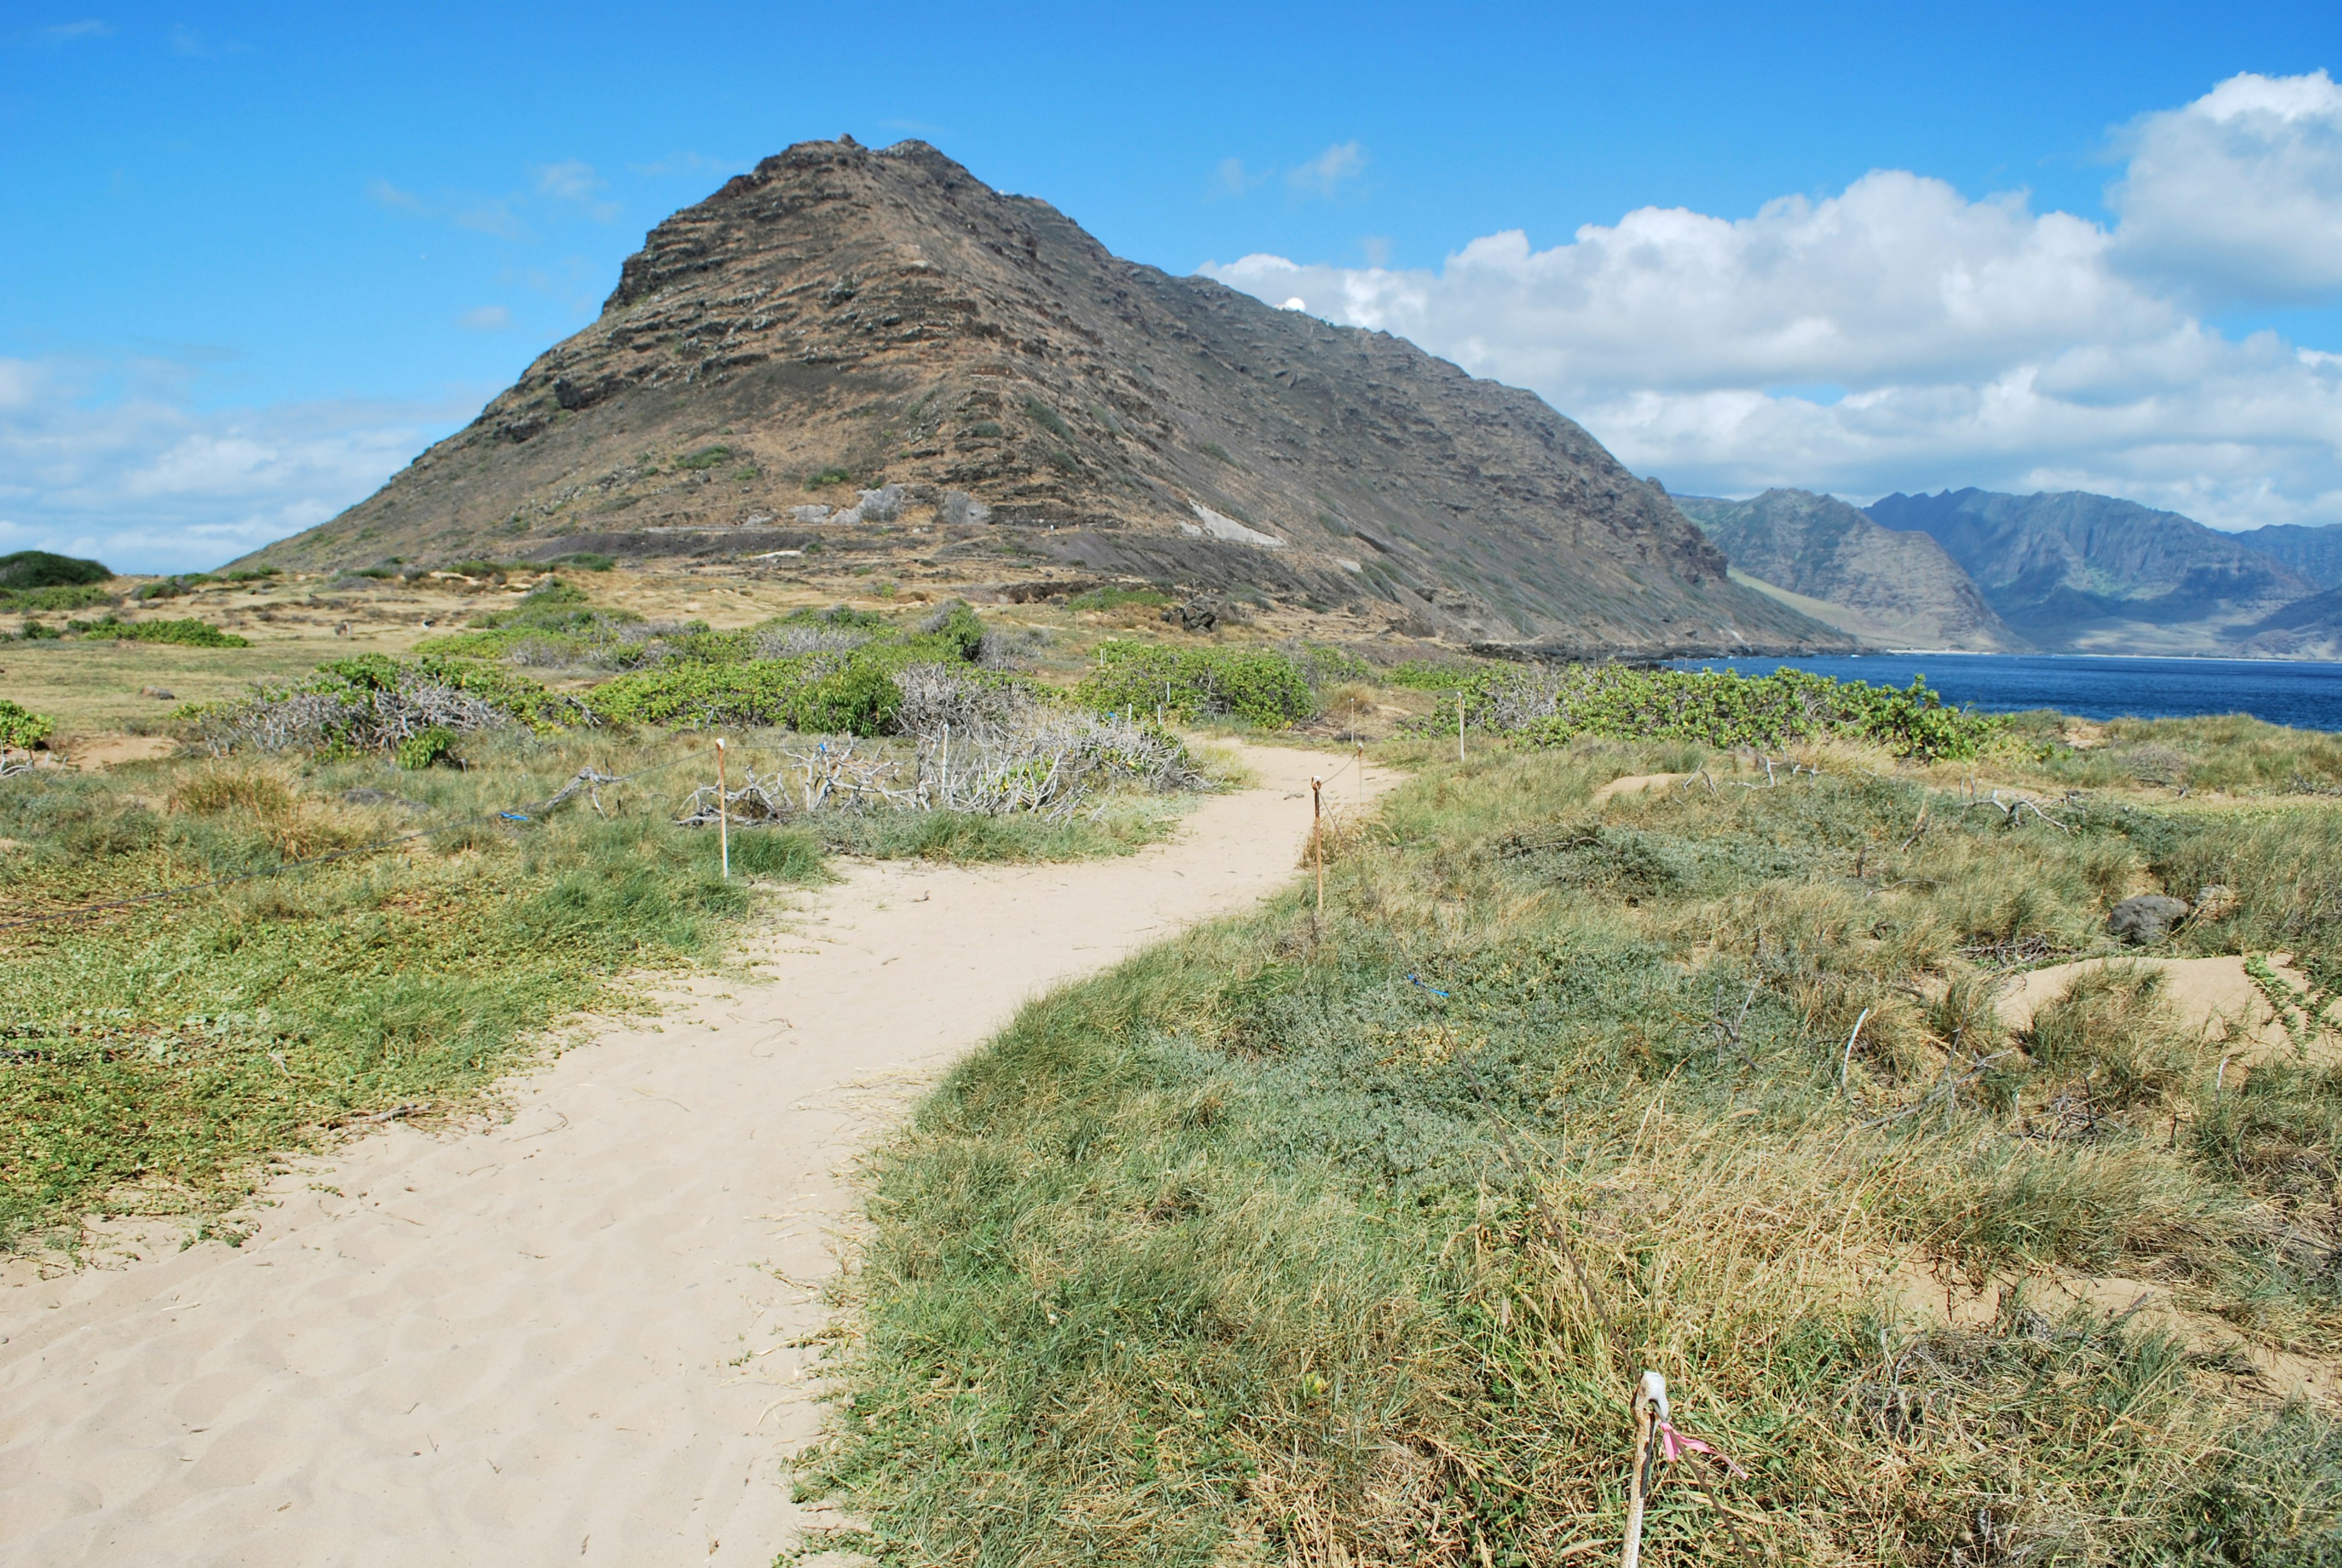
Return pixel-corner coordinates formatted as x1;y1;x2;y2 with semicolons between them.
1665;654;2342;733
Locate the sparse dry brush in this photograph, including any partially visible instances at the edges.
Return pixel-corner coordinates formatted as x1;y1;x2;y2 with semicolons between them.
803;737;2342;1566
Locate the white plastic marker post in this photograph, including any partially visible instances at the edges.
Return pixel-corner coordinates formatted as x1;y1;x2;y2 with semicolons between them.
1458;693;1466;763
941;721;950;809
1357;740;1366;811
1622;1370;1669;1568
715;737;730;879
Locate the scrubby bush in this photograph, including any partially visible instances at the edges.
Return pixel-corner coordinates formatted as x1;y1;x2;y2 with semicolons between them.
0;698;55;750
1076;639;1318;727
78;617;251;648
581;604;989;734
1462;662;2003;760
187;654;586;757
0;582;113;614
0;550;110;590
393;725;460;770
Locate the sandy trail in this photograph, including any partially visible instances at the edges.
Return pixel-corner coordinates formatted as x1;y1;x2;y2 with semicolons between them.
0;742;1387;1567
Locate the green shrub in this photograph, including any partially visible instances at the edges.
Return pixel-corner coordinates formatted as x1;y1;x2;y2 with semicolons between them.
0;698;55;749
1386;659;1481;691
393;726;459;770
219;567;279;583
187;654;586;757
0;582;113;613
1291;642;1373;689
0;550;111;590
1076;640;1317;727
674;444;734;471
1473;663;2004;761
1023;399;1072;440
546;552;615;571
585;657;903;734
964;421;1003;439
80;618;251;648
1064;586;1171;612
810;467;854;487
920;601;986;663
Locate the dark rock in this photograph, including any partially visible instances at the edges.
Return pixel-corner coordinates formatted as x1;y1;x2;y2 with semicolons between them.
1165;597;1225;633
2108;894;2191;944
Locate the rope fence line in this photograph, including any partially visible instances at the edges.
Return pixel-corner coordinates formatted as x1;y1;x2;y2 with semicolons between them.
0;745;718;935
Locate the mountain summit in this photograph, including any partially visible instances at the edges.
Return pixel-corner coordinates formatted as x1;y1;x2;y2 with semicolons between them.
254;138;1841;654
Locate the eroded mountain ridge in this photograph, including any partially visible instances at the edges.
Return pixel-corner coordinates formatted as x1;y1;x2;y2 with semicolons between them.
252;137;1841;654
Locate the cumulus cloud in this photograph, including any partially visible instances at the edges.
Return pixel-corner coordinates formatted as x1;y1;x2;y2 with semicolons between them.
1204;74;2342;529
0;356;467;573
2111;70;2342;303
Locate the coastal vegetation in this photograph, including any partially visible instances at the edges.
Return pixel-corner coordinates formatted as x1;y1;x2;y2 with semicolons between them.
797;725;2342;1564
10;575;2342;1562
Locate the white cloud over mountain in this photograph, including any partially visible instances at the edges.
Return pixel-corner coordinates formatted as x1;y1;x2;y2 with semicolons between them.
1206;72;2342;529
0;356;465;573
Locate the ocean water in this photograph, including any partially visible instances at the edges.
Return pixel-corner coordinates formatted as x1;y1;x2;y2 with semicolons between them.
1665;653;2342;733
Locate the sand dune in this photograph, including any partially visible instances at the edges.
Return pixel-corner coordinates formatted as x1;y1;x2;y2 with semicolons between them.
0;741;1386;1567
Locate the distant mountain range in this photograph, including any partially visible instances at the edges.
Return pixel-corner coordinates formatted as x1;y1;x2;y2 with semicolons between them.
1865;489;2318;656
1679;484;2342;659
2229;523;2342;592
1673;490;2023;652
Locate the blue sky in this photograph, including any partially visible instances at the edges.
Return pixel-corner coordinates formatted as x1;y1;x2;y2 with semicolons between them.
4;1;2340;570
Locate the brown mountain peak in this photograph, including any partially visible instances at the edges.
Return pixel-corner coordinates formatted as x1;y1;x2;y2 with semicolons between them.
249;141;1847;654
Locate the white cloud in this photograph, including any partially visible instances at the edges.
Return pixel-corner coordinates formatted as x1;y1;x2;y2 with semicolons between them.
1288;140;1366;196
2111;70;2342;303
1203;74;2342;529
168;24;245;57
34;19;113;43
366;177;523;239
0;356;468;573
457;304;512;332
1211;157;1270;198
534;159;619;221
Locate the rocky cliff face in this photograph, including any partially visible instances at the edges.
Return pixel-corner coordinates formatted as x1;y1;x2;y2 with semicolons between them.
1675;489;2021;652
248;138;1844;655
2230;522;2342;592
1865;489;2316;655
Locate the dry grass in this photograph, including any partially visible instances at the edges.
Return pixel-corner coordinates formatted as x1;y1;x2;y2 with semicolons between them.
797;732;2342;1566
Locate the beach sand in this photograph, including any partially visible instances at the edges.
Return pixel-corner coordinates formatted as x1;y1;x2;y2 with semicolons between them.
0;740;1388;1567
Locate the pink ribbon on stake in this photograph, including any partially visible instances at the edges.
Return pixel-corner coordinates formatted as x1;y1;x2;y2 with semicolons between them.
1656;1417;1749;1478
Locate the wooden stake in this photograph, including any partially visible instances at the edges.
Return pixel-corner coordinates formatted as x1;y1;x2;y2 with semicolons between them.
1312;776;1324;922
715;737;730;879
1623;1371;1667;1568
